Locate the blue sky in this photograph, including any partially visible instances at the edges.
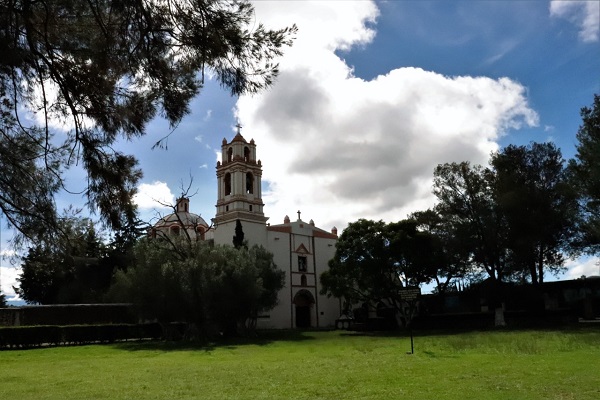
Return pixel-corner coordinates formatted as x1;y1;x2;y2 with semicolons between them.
2;1;599;301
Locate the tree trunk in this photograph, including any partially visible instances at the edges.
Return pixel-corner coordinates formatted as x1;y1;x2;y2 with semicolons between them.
538;245;544;284
529;261;538;285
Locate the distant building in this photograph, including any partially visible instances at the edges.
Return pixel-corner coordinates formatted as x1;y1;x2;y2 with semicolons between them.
152;130;341;329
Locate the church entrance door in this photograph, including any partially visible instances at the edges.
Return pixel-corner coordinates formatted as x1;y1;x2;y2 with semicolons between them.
296;305;311;328
293;290;315;328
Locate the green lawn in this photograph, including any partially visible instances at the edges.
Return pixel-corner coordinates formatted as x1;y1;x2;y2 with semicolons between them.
1;328;599;399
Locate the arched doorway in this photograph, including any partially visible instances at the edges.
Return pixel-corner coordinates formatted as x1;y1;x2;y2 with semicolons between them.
293;289;315;328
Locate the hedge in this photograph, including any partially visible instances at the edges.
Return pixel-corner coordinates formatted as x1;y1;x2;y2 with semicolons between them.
0;323;162;349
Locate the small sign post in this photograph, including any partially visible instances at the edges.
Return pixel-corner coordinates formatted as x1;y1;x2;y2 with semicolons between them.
399;286;421;354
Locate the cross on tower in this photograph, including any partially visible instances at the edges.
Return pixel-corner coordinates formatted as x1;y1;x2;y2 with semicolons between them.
297;210;301;220
236;122;242;134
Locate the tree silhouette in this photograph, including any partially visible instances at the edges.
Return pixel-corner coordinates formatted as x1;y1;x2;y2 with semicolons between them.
233;219;245;249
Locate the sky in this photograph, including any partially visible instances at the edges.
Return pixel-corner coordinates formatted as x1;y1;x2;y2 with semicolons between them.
2;0;600;302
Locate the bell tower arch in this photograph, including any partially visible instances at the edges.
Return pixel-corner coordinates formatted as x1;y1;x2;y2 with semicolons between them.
213;126;268;246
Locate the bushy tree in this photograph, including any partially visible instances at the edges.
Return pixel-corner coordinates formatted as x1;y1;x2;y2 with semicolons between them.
16;211;112;304
433;162;509;326
433;145;577;324
233;219;245;249
108;238;284;338
569;94;600;254
492;142;577;284
320;219;437;326
433;162;509;282
0;0;296;244
409;209;478;292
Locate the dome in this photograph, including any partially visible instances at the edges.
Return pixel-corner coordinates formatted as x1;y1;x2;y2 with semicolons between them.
154;211;209;228
150;198;210;235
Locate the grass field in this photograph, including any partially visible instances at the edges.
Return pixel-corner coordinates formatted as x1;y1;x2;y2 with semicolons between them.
1;328;599;400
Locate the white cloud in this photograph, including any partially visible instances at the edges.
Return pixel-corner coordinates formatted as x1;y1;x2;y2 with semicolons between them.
236;2;538;231
1;266;22;301
0;249;17;258
565;256;600;279
133;181;175;210
550;1;600;43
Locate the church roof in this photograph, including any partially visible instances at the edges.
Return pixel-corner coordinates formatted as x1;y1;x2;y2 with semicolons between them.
230;131;247;143
154;211;209;228
267;218;337;239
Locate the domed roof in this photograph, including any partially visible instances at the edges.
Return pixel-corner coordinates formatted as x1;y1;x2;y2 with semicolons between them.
154;211;209;228
152;197;209;229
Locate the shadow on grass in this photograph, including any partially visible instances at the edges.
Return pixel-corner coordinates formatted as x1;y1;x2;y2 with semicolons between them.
112;329;316;353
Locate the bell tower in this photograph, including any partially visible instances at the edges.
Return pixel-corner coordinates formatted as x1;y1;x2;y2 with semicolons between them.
213;126;268;246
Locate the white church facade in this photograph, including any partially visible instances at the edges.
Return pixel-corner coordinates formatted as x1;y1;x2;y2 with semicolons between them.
152;131;342;329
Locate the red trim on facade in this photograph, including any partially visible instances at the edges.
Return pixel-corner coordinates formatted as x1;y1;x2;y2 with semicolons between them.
267;225;292;233
313;229;338;239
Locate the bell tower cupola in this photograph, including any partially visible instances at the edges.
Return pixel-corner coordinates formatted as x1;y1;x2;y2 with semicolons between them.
213;125;268;229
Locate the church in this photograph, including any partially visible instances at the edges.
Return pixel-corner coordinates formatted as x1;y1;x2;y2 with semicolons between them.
151;130;342;329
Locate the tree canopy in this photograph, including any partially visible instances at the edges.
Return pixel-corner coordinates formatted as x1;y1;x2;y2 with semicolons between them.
432;142;577;286
491;142;576;284
16;210;113;304
108;238;284;338
320;218;438;324
0;0;296;244
569;94;600;254
409;209;476;292
433;161;509;282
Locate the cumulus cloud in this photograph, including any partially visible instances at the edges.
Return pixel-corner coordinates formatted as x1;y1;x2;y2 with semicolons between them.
565;256;600;279
236;1;538;230
550;1;600;43
133;181;175;210
1;266;22;301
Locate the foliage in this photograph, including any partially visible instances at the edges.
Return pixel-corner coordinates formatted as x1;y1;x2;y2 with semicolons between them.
491;142;577;284
409;209;479;292
16;211;113;304
569;94;600;254
0;0;296;244
107;238;284;337
433;145;576;286
433;162;509;282
0;291;6;307
1;330;599;399
233;219;245;249
320;219;437;323
0;323;162;348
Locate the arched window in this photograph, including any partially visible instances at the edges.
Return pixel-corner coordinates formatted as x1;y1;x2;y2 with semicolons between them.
227;147;233;162
301;274;307;287
224;173;231;195
244;146;250;162
196;226;205;240
298;256;307;272
171;226;180;236
246;172;254;194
